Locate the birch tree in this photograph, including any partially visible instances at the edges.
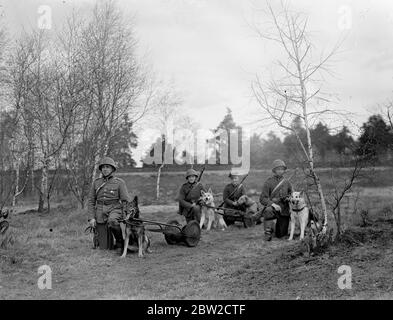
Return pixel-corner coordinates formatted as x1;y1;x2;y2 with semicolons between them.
251;2;344;235
9;30;77;212
80;1;151;183
61;2;152;208
151;88;182;199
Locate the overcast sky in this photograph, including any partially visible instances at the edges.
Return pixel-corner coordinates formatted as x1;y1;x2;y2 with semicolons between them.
1;0;393;164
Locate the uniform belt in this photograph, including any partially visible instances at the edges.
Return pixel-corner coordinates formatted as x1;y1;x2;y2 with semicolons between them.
96;200;120;205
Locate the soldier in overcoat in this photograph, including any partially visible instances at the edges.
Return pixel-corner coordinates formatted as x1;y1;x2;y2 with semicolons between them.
222;168;246;225
177;169;206;223
259;159;292;241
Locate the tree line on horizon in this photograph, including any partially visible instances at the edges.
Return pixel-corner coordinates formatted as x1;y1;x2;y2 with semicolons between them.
141;108;393;170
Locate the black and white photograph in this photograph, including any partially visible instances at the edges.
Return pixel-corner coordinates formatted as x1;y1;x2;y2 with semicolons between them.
0;0;393;304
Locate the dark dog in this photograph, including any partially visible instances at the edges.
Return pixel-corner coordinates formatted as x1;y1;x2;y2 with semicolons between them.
121;196;151;258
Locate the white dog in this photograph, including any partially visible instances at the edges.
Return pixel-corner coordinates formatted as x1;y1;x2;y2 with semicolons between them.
288;191;309;240
199;189;227;231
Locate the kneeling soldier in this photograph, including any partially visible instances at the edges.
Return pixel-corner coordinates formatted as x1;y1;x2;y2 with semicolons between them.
88;157;131;253
259;159;292;241
222;168;246;225
177;169;206;224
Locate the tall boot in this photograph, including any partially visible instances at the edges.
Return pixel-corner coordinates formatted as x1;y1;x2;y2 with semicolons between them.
109;225;124;253
264;219;275;241
276;215;290;238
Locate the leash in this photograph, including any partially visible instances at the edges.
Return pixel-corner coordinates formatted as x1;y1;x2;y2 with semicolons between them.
84;225;97;234
199;203;244;216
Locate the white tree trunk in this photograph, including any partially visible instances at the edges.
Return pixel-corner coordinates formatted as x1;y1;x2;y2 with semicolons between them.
303;111;328;232
11;158;21;208
38;160;48;212
156;163;164;200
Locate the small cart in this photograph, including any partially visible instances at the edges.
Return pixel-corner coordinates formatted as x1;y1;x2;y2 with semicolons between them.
125;217;201;247
202;204;255;228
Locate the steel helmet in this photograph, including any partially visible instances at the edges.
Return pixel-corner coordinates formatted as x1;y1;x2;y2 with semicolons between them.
185;168;199;179
98;156;117;172
228;168;242;178
272;159;287;172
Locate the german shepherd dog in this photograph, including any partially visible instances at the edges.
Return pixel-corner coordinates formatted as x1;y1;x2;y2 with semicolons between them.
121;196;151;258
199;189;227;231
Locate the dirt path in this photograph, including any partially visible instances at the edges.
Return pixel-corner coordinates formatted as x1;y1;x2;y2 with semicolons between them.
1;204;393;299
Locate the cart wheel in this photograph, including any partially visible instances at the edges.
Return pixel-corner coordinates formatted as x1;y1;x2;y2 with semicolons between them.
182;220;201;247
0;221;9;234
243;215;255;228
163;219;182;245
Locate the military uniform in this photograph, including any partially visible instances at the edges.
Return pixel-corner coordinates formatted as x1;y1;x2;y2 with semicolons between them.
88;175;131;225
177;181;205;223
87;157;131;250
177;169;206;223
259;160;293;240
222;183;246;224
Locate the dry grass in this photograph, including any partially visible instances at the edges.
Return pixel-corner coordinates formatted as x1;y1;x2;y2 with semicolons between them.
1;168;392;299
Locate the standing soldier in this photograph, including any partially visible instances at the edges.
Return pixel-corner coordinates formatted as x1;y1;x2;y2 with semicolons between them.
222;168;246;225
259;159;292;241
177;168;206;224
88;157;131;253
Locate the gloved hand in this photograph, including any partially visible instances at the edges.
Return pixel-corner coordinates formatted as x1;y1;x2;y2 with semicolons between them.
89;218;96;227
272;203;281;212
233;201;238;207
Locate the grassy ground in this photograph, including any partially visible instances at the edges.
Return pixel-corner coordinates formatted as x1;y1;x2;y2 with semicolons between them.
118;167;393;205
1;168;392;299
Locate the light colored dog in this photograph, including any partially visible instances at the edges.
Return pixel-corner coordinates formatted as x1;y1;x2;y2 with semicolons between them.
199;189;227;231
288;191;309;241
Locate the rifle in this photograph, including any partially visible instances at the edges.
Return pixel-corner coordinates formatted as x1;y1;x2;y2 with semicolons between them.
217;173;249;209
260;168;298;217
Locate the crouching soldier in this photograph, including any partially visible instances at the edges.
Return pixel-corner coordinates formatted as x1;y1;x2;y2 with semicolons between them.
177;169;206;224
222;169;246;225
259;159;292;241
87;157;131;253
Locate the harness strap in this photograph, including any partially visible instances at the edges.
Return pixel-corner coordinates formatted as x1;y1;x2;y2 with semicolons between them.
271;178;288;198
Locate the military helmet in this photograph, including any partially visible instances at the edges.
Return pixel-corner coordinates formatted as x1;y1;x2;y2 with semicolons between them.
228;168;242;178
272;159;287;172
98;156;117;171
185;168;199;179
